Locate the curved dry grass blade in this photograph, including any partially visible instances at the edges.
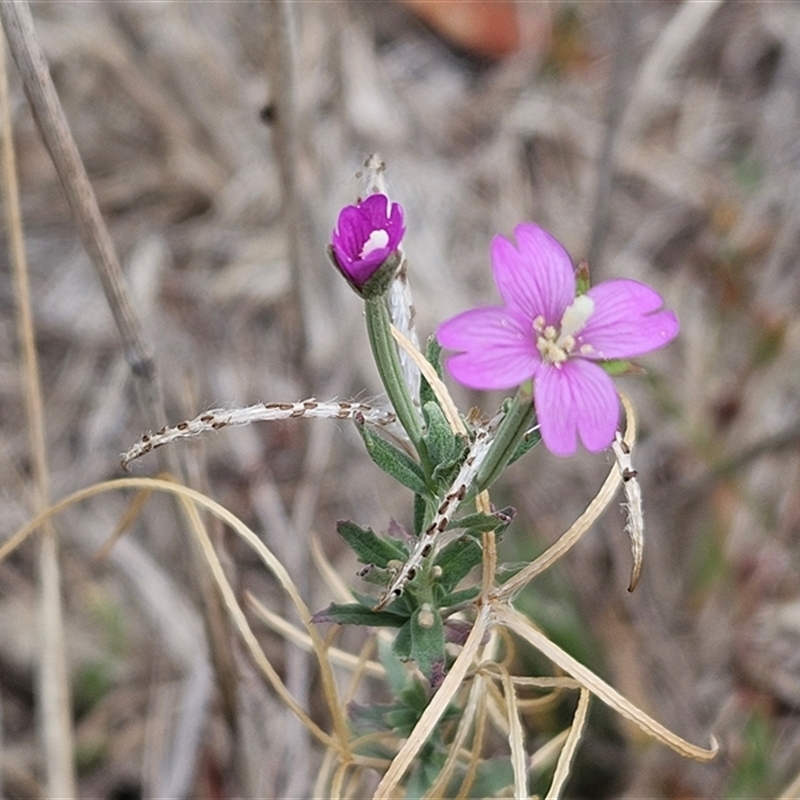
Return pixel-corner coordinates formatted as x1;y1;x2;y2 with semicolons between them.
372;605;491;798
92;485;154;563
0;0;162;422
0;33;75;798
493;603;718;762
311;533;356;603
529;729;569;776
0;478;343;751
500;668;528;799
497;394;637;601
778;769;800;800
423;673;485;799
545;688;590;800
174;488;351;756
391;324;466;435
246;591;385;679
313;747;339;800
455;678;489;800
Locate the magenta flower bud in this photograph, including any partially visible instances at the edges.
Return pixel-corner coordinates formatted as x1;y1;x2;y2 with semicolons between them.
330;193;406;292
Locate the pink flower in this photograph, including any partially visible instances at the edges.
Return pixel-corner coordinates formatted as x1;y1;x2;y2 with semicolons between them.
331;194;406;288
437;223;679;456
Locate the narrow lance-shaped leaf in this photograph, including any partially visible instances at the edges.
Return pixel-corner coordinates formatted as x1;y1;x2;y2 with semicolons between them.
419;335;444;409
434;536;483;592
354;412;428;495
455;506;516;536
422;400;457;467
311;603;407;627
336;520;407;567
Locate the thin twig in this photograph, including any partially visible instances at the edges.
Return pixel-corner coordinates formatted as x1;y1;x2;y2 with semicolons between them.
0;32;75;799
121;399;399;469
0;0;164;429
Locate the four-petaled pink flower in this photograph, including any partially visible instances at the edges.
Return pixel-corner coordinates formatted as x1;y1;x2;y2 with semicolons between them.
331;193;405;288
437;223;679;456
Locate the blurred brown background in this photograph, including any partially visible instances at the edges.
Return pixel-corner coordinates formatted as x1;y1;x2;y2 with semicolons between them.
1;1;800;798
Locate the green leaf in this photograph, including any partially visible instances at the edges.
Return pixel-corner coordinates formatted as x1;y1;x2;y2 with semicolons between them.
413;493;427;537
409;604;445;682
434;536;483;592
399;676;429;713
468;758;515;798
357;564;402;586
384;706;421;733
311;603;407;627
351;588;413;617
393;619;413;660
419;335;444;408
378;637;411;697
354;415;428;495
455;507;516;535
422;401;457;466
438;586;480;608
507;425;541;465
336;520;407;568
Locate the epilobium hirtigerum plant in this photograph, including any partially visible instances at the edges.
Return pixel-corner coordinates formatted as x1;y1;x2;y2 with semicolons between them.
122;167;717;797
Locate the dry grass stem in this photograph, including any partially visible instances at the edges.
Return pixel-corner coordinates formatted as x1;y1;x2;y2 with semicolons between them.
373;604;491;798
0;31;75;798
500;667;528;799
245;592;386;679
544;688;590;800
492;603;718;762
8;2;796;793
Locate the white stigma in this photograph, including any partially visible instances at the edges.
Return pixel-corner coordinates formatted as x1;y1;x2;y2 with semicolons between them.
559;295;594;339
359;229;389;259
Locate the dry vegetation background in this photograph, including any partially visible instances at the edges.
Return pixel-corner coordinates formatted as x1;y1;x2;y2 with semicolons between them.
2;0;800;798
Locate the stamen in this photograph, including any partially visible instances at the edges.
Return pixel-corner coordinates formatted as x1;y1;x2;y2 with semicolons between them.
560;334;576;353
537;338;568;364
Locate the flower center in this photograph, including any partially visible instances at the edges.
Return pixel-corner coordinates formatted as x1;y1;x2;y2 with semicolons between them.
359;229;389;259
534;295;595;366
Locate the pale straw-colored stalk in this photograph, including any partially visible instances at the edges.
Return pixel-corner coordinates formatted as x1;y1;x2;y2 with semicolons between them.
500;666;529;799
492;603;718;762
0;32;75;798
545;688;590;800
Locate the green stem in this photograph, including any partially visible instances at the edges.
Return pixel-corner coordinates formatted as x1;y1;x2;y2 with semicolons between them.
365;296;425;458
475;383;536;492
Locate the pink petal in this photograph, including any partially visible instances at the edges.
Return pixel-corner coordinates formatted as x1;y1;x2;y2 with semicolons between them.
359;192;392;223
581;280;679;360
534;360;619;456
490;224;575;324
438;307;539;391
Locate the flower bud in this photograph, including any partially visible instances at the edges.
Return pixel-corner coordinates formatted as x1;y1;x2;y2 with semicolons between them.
330;193;405;297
